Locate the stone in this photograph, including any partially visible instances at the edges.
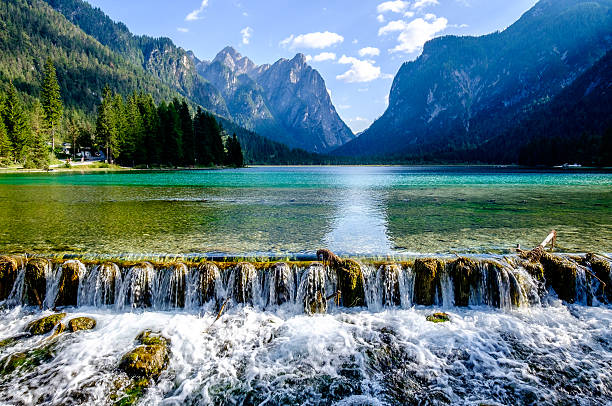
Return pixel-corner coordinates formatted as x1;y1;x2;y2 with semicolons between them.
0;256;19;301
197;262;220;305
24;258;52;307
68;317;96;332
119;331;170;379
26;313;66;335
55;260;85;307
426;312;450;323
413;259;444;306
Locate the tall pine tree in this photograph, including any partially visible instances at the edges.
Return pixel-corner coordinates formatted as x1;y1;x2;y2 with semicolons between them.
3;83;30;164
40;58;63;152
95;85;118;163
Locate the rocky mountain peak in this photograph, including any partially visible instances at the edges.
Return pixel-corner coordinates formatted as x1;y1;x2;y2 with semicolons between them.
213;46;256;75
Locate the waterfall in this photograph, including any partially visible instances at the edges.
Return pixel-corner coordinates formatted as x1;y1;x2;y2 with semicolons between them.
0;254;610;313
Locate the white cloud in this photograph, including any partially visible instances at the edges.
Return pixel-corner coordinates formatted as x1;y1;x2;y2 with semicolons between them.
424;13;436;21
305;55;313;62
358;47;380;58
312;52;337;62
377;0;409;13
177;27;189;33
404;11;415;18
377;14;385;23
280;31;344;49
413;0;439;9
186;0;209;21
241;26;253;44
337;104;351;110
379;15;448;53
336;55;381;83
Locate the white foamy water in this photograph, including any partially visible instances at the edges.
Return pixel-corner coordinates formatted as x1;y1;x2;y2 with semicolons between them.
1;304;612;405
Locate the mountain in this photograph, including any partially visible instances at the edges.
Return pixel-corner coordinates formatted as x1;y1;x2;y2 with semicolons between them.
43;0;354;153
197;48;355;153
335;0;612;158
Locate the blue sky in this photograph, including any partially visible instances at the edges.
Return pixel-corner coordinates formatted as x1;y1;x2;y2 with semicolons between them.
86;0;538;133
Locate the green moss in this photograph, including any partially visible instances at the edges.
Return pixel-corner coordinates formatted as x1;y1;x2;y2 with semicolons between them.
584;253;612;303
119;344;168;379
113;378;150;406
413;259;444;306
27;313;67;335
0;343;55;375
0;337;17;348
335;259;365;308
450;258;480;307
68;317;96;332
540;253;578;303
426;312;450;323
136;330;170;347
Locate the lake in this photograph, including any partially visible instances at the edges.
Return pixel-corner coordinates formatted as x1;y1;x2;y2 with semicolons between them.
0;166;610;257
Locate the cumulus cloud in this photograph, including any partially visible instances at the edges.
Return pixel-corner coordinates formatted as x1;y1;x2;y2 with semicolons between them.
280;31;344;49
241;26;253;44
358;47;381;57
377;14;385;23
177;27;189;33
312;52;337;62
377;0;409;13
336;55;381;83
379;15;448;53
413;0;439;9
186;0;208;21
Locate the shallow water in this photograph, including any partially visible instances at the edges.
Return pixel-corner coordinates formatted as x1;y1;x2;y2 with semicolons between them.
0;166;610;256
1;305;611;405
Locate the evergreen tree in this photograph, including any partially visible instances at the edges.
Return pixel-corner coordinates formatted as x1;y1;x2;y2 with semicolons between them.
3;83;30;164
0;119;11;163
25;101;50;169
193;107;212;166
95;85;118;163
40;58;63;152
177;100;194;166
224;133;244;168
136;93;159;165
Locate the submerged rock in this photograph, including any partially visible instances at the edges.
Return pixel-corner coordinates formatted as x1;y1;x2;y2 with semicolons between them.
0;343;56;375
584;253;612;303
449;258;480;307
0;256;20;301
68;317;96;332
271;262;293;306
413;259;444;306
540;253;578;303
24;258;52;307
426;312;450;323
26;313;66;335
119;331;170;379
197;262;220;305
55;260;85;307
232;263;257;305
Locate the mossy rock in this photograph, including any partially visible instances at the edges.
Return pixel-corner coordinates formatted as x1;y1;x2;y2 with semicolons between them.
136;330;170;347
68;317;96;332
167;263;188;308
378;264;402;307
24;258;52;307
0;343;56;375
128;263;154;308
413;259;444;306
55;260;85;307
232;263;257;304
26;313;67;335
426;312;450;323
449;258;480;307
0;336;18;349
584;253;612;303
197;262;220;305
0;256;19;301
271;262;292;306
119;345;169;379
540;253;577;303
112;377;150;406
335;259;365;308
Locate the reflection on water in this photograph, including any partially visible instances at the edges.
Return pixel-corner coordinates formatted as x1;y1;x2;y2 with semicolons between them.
324;172;392;255
0;166;610;255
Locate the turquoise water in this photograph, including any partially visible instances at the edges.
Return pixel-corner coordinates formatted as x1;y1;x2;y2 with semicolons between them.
0;166;610;256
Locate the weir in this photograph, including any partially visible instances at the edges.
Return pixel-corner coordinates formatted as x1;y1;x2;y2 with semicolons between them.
1;252;610;312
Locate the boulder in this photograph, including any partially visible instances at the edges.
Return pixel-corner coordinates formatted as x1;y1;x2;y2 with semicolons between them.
335;259;365;308
55;260;85;307
540;253;578;303
449;258;480;307
0;256;20;301
426;312;450;323
271;262;292;306
413;259;444;306
119;331;170;379
24;258;52;307
232;263;257;304
197;262;220;305
68;317;96;332
26;313;66;335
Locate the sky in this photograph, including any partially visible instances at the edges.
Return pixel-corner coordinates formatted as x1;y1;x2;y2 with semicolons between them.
86;0;539;133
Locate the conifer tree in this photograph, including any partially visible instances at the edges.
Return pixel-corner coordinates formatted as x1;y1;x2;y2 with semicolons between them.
25;101;50;169
4;83;30;164
40;58;63;152
95;85;118;163
177;100;194;166
0;119;11;163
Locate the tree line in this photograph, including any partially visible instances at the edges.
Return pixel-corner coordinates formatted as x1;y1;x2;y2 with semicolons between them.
95;87;243;168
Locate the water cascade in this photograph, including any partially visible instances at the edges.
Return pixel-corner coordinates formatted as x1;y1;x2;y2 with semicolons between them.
1;252;611;405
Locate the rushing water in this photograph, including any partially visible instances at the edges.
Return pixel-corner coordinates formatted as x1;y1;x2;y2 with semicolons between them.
0;166;610;256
